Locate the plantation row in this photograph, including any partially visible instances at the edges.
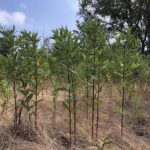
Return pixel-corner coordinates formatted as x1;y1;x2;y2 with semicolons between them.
0;19;150;147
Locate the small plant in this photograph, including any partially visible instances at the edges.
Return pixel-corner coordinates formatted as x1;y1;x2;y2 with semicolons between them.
96;134;112;150
17;80;34;124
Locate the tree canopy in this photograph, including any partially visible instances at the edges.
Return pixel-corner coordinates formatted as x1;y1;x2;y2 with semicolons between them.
79;0;150;54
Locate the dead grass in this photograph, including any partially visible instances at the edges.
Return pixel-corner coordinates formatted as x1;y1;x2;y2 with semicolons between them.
0;84;150;150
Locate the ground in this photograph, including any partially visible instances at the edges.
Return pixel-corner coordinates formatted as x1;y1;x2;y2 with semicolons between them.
0;84;149;150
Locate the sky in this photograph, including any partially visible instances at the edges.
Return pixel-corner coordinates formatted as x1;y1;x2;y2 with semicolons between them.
0;0;80;37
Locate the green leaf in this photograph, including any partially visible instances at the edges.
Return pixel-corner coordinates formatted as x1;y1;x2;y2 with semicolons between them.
53;87;68;94
121;80;126;88
120;63;123;67
62;101;69;110
91;75;97;81
95;99;103;105
34;99;43;105
21;101;29;111
98;86;102;93
37;99;43;104
26;93;34;103
29;111;36;117
69;68;77;74
114;71;123;77
82;54;86;61
87;82;93;87
18;88;28;96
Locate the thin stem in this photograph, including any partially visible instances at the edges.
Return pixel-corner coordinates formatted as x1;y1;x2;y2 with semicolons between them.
68;67;72;146
71;70;77;146
92;79;95;139
96;83;100;138
34;54;38;128
92;38;96;140
121;45;126;148
13;80;17;131
86;79;89;119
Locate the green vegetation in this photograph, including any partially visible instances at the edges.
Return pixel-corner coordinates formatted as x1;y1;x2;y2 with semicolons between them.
0;18;149;149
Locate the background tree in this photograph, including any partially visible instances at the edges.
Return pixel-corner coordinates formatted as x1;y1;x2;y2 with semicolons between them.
79;0;150;54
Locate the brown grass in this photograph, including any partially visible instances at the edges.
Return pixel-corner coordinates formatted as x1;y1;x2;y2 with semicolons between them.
0;84;149;150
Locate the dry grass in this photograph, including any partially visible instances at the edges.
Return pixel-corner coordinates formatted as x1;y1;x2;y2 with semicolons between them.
0;84;150;150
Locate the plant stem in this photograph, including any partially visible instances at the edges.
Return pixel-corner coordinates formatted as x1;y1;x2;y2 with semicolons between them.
96;83;100;138
92;79;95;139
71;71;77;146
68;67;72;146
92;39;96;140
73;90;76;145
121;45;126;147
13;80;17;131
86;80;89;119
34;54;38;128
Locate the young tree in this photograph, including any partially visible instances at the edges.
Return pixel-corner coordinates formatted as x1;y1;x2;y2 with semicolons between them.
17;31;47;127
77;18;106;139
51;27;79;145
0;27;19;130
113;29;141;146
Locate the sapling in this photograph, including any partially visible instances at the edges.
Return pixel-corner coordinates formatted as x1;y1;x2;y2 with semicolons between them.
70;66;79;145
51;27;79;145
21;31;46;128
121;40;126;142
96;134;112;150
113;29;141;147
78;18;106;139
27;33;40;128
79;19;98;139
0;27;19;130
17;80;34;124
